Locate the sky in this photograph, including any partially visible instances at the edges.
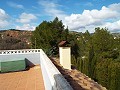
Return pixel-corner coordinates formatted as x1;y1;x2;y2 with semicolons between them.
0;0;120;33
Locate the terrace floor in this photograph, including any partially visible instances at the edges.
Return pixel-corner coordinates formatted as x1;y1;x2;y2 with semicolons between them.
0;65;45;90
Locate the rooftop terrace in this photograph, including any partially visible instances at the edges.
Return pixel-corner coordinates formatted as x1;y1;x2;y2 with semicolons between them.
0;49;73;90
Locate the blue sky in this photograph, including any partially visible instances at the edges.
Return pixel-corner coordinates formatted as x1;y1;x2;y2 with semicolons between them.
0;0;120;33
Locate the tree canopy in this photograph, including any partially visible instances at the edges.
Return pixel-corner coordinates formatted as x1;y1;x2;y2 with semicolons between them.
31;17;73;55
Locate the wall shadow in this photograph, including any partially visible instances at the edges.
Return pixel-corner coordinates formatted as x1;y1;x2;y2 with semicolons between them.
25;58;35;69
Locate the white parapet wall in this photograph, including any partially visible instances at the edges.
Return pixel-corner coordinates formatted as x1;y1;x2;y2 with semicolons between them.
0;49;73;90
40;49;73;90
0;49;41;71
59;47;71;70
0;49;41;66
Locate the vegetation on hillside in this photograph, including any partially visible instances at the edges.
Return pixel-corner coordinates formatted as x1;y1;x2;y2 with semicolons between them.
31;17;120;90
0;30;32;49
73;28;120;90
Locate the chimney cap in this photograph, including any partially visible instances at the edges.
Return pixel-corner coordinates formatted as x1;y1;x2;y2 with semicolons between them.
58;41;70;47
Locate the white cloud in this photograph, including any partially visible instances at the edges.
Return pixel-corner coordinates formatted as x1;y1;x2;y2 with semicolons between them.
82;20;120;33
16;13;37;24
0;8;9;28
0;9;8;20
63;3;120;33
16;24;35;30
101;20;120;32
38;0;67;19
7;2;24;9
108;3;120;11
0;20;9;28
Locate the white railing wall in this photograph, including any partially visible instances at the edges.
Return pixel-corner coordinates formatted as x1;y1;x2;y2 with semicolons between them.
40;49;73;90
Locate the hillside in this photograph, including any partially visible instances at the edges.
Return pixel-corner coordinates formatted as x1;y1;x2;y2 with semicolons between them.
0;30;32;50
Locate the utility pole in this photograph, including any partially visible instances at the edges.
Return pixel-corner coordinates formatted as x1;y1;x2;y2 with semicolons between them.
35;38;36;49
